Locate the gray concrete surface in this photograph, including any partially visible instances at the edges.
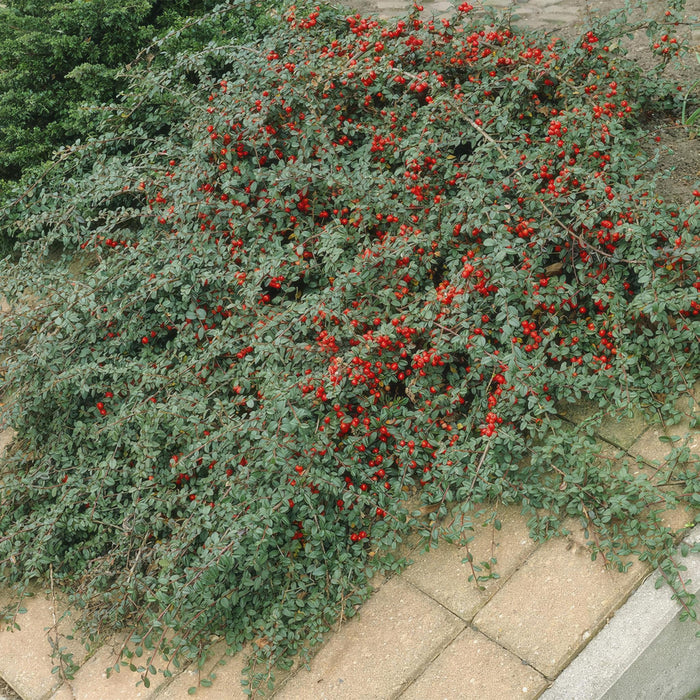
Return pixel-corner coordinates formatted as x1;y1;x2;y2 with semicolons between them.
541;525;700;700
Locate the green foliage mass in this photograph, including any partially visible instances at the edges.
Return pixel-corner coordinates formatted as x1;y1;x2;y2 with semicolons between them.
0;0;270;189
0;0;698;692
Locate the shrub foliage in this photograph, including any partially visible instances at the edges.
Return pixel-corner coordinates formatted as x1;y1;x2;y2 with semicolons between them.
0;0;269;188
1;0;698;691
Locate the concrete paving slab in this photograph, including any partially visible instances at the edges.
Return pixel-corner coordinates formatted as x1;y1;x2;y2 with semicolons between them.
627;417;699;532
525;0;568;7
155;643;270;700
0;591;86;700
399;627;548;700
0;429;14;458
402;505;537;621
47;684;73;700
274;576;464;699
61;637;162;700
556;399;648;449
629;425;700;465
633;474;695;535
674;389;700;426
597;441;695;534
541;525;700;700
0;297;10;345
472;523;650;679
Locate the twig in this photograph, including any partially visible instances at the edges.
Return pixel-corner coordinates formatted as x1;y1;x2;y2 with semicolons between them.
49;564;75;694
538;199;644;264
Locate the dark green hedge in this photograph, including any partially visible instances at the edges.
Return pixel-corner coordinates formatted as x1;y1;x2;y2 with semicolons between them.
0;0;269;187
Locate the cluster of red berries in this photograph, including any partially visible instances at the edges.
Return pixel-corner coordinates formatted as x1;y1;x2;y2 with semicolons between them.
95;391;113;416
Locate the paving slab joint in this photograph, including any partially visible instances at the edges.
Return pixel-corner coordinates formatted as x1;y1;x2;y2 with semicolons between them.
404;537;542;623
390;619;465;699
272;576;467;699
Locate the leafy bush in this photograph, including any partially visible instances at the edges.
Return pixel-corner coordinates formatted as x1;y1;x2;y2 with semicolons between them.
0;0;270;187
1;0;698;692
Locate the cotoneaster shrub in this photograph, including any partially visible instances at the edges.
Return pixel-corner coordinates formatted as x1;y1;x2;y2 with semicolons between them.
0;0;698;692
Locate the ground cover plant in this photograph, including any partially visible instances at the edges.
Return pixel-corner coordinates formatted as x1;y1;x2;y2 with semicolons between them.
0;0;699;693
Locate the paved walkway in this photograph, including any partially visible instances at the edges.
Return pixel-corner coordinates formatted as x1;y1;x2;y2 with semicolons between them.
1;384;697;699
343;0;636;32
1;1;699;698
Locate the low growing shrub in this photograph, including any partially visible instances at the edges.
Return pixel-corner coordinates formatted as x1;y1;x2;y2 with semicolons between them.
0;0;698;692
